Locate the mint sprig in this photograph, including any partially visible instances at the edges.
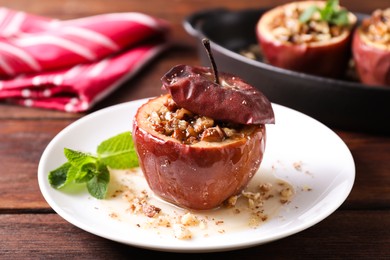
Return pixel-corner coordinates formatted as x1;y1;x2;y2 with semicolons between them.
48;131;139;199
299;0;349;26
97;131;138;169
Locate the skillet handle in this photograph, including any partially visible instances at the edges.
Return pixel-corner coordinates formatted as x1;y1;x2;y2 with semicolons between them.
183;8;228;37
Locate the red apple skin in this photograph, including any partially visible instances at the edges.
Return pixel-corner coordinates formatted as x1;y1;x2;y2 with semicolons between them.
257;33;353;78
161;65;275;125
352;29;390;87
256;1;356;78
132;94;266;211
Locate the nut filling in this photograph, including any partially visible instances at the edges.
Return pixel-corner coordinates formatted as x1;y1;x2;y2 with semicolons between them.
270;5;346;44
361;8;390;45
147;96;247;144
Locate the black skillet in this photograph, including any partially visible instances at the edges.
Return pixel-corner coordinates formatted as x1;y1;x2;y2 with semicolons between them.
183;8;390;135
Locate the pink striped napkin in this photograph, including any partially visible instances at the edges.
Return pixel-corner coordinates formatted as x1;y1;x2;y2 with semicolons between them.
0;8;171;112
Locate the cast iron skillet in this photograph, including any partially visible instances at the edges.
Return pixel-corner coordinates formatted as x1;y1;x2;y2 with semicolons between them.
184;8;390;135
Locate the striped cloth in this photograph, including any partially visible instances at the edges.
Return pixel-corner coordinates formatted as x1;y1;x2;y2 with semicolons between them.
0;8;170;112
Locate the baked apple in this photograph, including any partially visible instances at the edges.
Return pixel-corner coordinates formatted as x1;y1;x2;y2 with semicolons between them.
132;41;274;210
256;0;357;78
352;8;390;86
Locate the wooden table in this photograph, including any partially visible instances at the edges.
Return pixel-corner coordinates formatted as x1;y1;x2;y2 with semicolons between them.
1;0;389;258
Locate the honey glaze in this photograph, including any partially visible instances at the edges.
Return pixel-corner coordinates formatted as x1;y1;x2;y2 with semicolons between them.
99;167;295;240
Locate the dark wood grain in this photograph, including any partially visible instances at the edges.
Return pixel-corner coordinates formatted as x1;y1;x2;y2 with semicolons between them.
0;211;389;258
0;0;389;258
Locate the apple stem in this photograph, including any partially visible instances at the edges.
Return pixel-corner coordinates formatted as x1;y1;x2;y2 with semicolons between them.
202;38;220;85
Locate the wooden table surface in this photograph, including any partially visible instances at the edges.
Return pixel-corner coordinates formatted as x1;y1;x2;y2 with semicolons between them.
0;0;389;259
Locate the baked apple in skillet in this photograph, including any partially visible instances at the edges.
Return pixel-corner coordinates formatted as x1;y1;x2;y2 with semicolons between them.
256;0;357;78
352;8;390;87
132;39;275;210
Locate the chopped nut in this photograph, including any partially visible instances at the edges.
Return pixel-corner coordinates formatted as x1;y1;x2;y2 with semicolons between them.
280;187;293;198
116;169;295;240
225;195;238;208
200;126;225;142
180;213;199;226
142;204;161;218
109;212;119;219
270;4;348;44
164;97;178;111
280;187;293;204
148;96;247;144
293;161;302;171
259;183;272;192
173;224;193;240
175;108;193;120
363;8;390;45
193;116;214;133
242;191;261;201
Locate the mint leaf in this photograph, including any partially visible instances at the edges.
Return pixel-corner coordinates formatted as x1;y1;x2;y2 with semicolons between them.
64;148;97;167
331;9;349;26
86;163;110;199
48;162;71;189
97;131;139;169
320;0;337;21
299;0;349;26
63;148;98;184
73;162;95;183
299;5;318;23
48;131;139;200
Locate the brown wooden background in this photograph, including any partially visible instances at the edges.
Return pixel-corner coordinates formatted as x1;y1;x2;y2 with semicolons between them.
0;0;389;259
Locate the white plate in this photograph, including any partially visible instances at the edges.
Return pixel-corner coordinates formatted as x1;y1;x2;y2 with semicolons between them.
38;98;355;253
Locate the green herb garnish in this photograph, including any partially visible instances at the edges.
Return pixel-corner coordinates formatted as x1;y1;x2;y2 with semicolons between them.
48;131;139;199
299;0;349;26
